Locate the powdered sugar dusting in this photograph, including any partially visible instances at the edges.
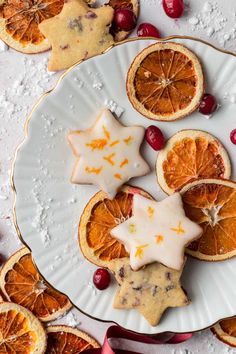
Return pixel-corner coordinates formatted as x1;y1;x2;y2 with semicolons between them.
188;2;227;39
104;99;125;118
188;1;236;46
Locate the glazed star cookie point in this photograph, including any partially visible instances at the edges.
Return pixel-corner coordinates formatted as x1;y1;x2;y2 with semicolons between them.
38;0;114;71
68;109;150;198
111;193;202;270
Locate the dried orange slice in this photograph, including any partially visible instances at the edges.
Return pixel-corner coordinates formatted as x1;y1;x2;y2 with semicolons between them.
127;42;204;121
180;179;236;261
79;185;152;268
0;302;46;353
109;0;139;41
156;130;231;195
0;248;71;321
212;317;236;347
46;325;100;353
0;0;64;53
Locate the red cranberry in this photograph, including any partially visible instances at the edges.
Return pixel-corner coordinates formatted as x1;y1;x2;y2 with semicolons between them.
162;0;184;18
199;93;218;115
93;268;110;290
137;23;160;38
145;126;165;150
113;8;137;32
230;129;236;145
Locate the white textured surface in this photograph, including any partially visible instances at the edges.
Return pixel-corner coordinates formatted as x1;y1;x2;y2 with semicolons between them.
1;0;236;352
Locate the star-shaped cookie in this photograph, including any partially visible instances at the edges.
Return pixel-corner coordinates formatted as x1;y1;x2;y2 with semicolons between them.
111;193;202;270
110;259;189;326
38;0;114;71
67;109;150;199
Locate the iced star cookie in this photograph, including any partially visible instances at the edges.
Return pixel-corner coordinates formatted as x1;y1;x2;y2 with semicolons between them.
78;187;190;325
111;193;202;270
38;0;114;71
68;110;150;199
110;258;189;326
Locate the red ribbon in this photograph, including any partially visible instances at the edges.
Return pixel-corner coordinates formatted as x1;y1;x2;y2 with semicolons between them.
84;325;192;354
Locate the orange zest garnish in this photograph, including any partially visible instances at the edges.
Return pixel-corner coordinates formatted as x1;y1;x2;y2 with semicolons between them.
155;235;164;244
103;153;116;166
103;126;110;140
124;136;133;145
86;139;107;150
85;166;103;175
120;158;129;168
129;223;136;234
135;244;149;259
110;140;120;147
114;173;122;180
171;221;185;235
147;206;154;218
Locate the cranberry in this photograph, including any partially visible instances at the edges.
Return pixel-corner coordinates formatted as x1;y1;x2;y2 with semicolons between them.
230;129;236;145
199;93;218;115
137;23;160;38
162;0;184;18
113;8;137;32
145;126;165;150
93;268;111;290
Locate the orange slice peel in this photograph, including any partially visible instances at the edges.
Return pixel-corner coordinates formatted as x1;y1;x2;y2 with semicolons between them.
156;130;231;195
212;317;236;347
0;247;71;321
180;178;236;261
0;301;46;354
126;42;204;121
46;325;100;353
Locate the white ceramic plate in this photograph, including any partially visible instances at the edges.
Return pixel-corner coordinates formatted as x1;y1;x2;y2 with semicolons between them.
13;37;236;334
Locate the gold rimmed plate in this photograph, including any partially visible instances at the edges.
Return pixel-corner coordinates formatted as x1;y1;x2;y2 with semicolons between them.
12;37;236;334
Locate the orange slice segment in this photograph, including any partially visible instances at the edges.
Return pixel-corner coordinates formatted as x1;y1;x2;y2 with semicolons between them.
156;130;231;195
0;302;46;354
126;42;204;121
0;248;71;321
0;0;64;53
212;317;236;347
180;179;236;261
46;325;100;353
109;0;139;41
79;185;152;268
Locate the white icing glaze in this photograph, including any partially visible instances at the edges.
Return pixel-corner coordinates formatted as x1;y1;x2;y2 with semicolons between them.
67;109;150;198
111;193;202;271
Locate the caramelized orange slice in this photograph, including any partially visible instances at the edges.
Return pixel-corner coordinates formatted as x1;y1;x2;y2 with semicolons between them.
109;0;139;41
0;248;71;321
180;179;236;261
0;302;46;353
156;130;231;194
127;42;204;121
46;325;100;353
79;185;152;268
212;317;236;347
0;0;64;53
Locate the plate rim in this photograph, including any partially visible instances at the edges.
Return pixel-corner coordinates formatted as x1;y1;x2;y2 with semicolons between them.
11;35;236;335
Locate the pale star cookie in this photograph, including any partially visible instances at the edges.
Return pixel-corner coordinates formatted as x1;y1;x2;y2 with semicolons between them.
38;0;114;71
110;258;189;326
111;193;202;270
67;109;150;199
